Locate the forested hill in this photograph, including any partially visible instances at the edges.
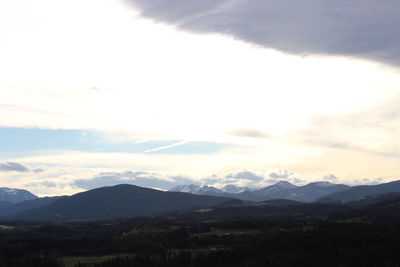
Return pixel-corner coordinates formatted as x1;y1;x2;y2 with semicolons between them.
7;184;232;222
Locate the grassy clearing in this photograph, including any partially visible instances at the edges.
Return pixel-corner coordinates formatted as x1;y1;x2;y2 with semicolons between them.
61;254;135;267
0;225;13;230
195;228;263;237
195;208;213;213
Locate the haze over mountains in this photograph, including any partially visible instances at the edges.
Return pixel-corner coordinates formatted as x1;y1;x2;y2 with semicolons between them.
1;180;400;222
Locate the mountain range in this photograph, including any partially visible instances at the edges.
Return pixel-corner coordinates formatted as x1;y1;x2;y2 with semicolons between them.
1;180;400;222
1;184;231;222
169;181;351;202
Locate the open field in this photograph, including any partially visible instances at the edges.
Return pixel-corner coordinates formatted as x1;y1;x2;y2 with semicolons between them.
0;225;13;230
61;254;135;267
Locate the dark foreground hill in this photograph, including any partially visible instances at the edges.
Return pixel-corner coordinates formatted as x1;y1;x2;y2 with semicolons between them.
7;184;232;222
0;196;63;216
161;191;400;222
324;180;400;201
2;192;400;267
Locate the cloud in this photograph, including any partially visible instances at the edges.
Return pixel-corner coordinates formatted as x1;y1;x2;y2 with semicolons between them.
127;0;400;67
2;0;400;160
0;162;46;174
323;174;338;182
268;169;294;179
296;94;400;160
230;128;270;138
209;169;306;188
201;174;222;185
27;180;59;188
351;177;384;186
73;171;197;190
225;170;264;182
363;177;384;185
0;162;30;172
291;178;306;184
265;169;306;185
48;168;302;194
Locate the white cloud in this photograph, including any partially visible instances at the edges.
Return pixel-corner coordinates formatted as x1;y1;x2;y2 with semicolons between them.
269;169;295;179
1;0;400;145
323;174;338;182
1;0;400;193
225;170;264;181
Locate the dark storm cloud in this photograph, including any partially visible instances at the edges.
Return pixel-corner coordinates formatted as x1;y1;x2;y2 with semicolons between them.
127;0;400;66
0;162;30;172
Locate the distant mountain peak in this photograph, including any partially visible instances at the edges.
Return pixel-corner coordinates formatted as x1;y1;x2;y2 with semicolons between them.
169;184;201;193
169;184;223;195
0;187;38;203
253;181;297;197
221;184;251;194
273;181;297;188
0;187;17;194
309;182;336;187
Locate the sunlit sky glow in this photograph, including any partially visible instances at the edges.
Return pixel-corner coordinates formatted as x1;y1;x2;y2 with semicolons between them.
1;0;400;196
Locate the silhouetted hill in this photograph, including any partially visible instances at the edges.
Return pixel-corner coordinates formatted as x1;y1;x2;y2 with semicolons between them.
324;180;400;201
261;199;302;206
328;193;400;222
0;196;64;217
164;200;351;221
10;184;232;222
344;192;400;208
165;191;400;222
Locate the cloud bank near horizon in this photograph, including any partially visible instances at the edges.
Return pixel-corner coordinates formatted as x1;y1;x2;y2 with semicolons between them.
14;166;387;197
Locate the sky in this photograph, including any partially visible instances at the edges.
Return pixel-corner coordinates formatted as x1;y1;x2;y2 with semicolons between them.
1;0;400;196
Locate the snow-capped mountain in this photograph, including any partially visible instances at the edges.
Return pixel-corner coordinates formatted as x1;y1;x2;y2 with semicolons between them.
254;181;297;196
169;185;224;195
169;184;202;193
311;182;336;187
284;182;351;202
196;185;224;194
221;185;252;194
0;187;38;203
168;181;351;202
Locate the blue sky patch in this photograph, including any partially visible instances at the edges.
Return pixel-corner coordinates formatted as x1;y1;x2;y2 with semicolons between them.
0;127;229;159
